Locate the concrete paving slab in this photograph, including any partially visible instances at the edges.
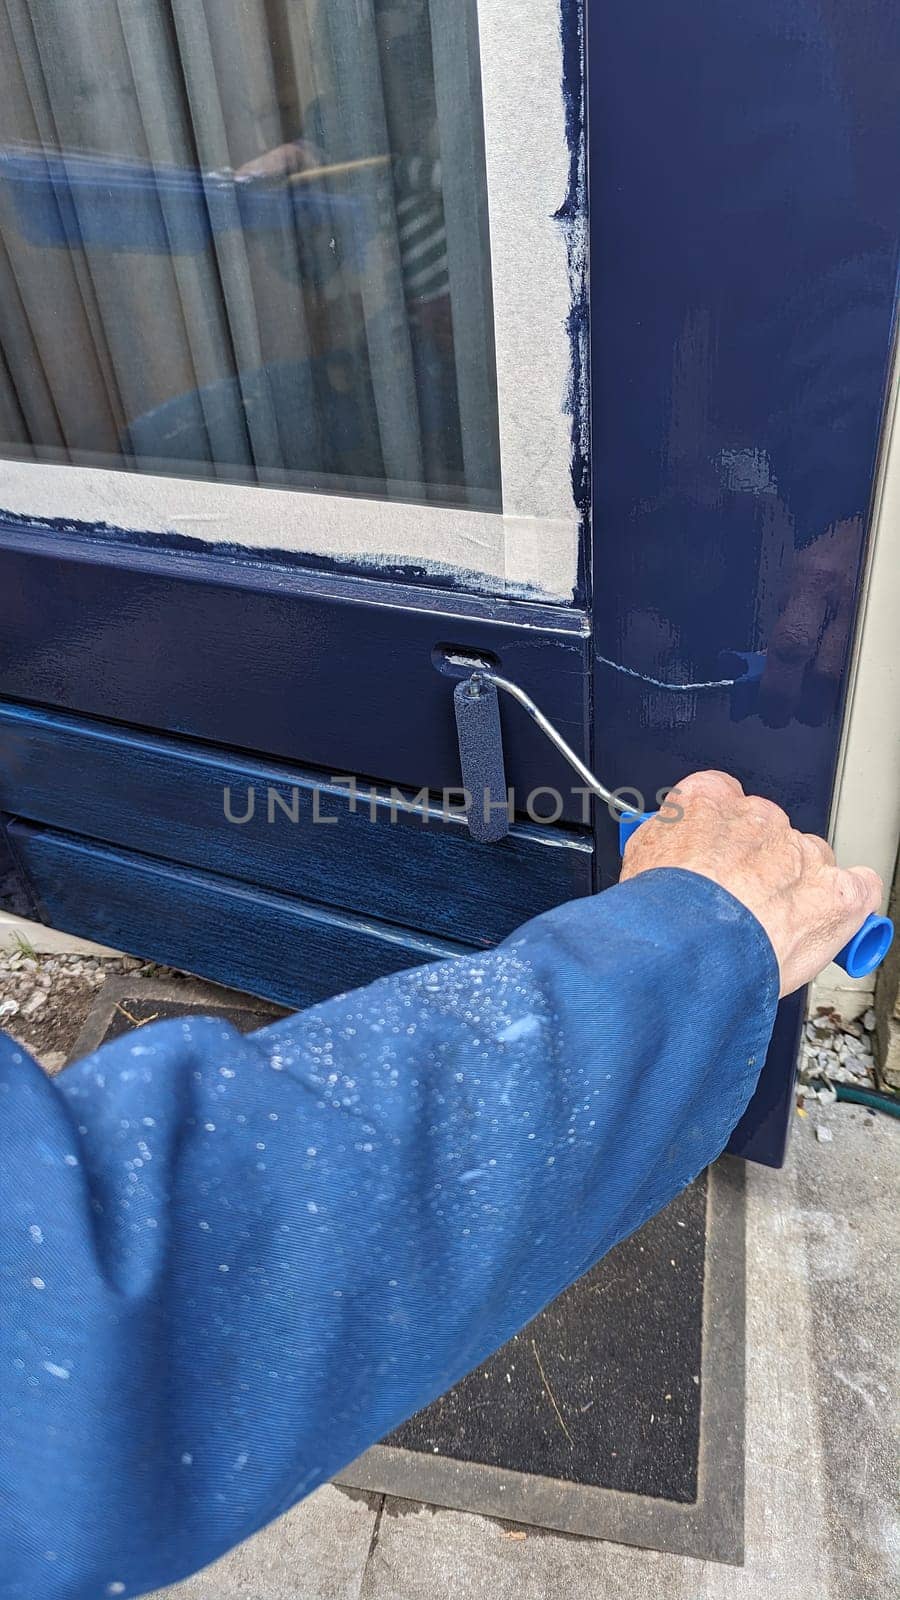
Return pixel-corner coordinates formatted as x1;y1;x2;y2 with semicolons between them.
793;1103;899;1598
143;1485;381;1600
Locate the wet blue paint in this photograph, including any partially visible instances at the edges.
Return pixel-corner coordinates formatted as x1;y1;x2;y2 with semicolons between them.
0;516;592;825
0;700;591;949
0;506;550;603
556;0;591;603
586;0;900;1163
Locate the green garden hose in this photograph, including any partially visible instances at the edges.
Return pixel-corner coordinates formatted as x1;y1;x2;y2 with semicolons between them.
833;1083;900;1120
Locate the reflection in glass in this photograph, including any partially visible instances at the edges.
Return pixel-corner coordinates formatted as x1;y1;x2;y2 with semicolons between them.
0;0;500;509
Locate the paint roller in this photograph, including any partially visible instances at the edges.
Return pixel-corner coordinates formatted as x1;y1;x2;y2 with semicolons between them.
453;669;893;981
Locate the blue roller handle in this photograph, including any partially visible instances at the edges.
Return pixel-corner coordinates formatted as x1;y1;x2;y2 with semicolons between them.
618;812;894;980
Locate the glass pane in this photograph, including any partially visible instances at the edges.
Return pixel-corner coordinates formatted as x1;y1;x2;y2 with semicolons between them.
0;0;500;510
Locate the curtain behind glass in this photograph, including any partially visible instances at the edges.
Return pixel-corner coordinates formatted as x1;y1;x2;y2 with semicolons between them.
0;0;501;508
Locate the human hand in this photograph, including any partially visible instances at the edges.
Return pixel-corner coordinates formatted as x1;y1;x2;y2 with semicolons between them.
235;140;323;183
619;770;884;996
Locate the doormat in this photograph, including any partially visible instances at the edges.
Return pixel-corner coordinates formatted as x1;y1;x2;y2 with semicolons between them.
342;1160;746;1563
70;980;745;1563
69;976;288;1061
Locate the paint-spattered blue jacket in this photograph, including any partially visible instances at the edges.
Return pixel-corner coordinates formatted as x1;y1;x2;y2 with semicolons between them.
1;870;779;1598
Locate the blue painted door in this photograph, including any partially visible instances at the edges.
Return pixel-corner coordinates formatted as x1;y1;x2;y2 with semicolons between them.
2;0;899;1166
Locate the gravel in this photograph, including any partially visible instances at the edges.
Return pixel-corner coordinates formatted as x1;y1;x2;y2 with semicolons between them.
796;1002;890;1139
0;945;184;1071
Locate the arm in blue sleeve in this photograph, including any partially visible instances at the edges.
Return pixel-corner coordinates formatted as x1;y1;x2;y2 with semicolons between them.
1;869;779;1599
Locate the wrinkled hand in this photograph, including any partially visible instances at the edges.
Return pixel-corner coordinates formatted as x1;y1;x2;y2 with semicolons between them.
620;770;883;996
235;139;323;182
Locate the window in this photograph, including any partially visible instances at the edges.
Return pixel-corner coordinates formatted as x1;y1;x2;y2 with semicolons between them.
0;0;500;510
0;2;580;601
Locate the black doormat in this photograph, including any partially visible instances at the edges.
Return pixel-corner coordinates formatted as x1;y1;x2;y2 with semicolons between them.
344;1158;746;1563
70;979;746;1563
389;1174;707;1502
69;978;287;1060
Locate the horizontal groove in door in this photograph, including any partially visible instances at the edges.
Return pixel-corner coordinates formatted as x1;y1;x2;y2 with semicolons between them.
0;522;591;823
0;701;593;948
9;823;470;1011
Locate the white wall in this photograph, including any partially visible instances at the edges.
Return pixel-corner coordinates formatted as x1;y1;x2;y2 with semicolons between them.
813;344;900;1020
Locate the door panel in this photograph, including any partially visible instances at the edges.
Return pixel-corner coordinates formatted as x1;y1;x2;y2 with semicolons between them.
8;822;468;1010
0;700;592;948
0;520;591;821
